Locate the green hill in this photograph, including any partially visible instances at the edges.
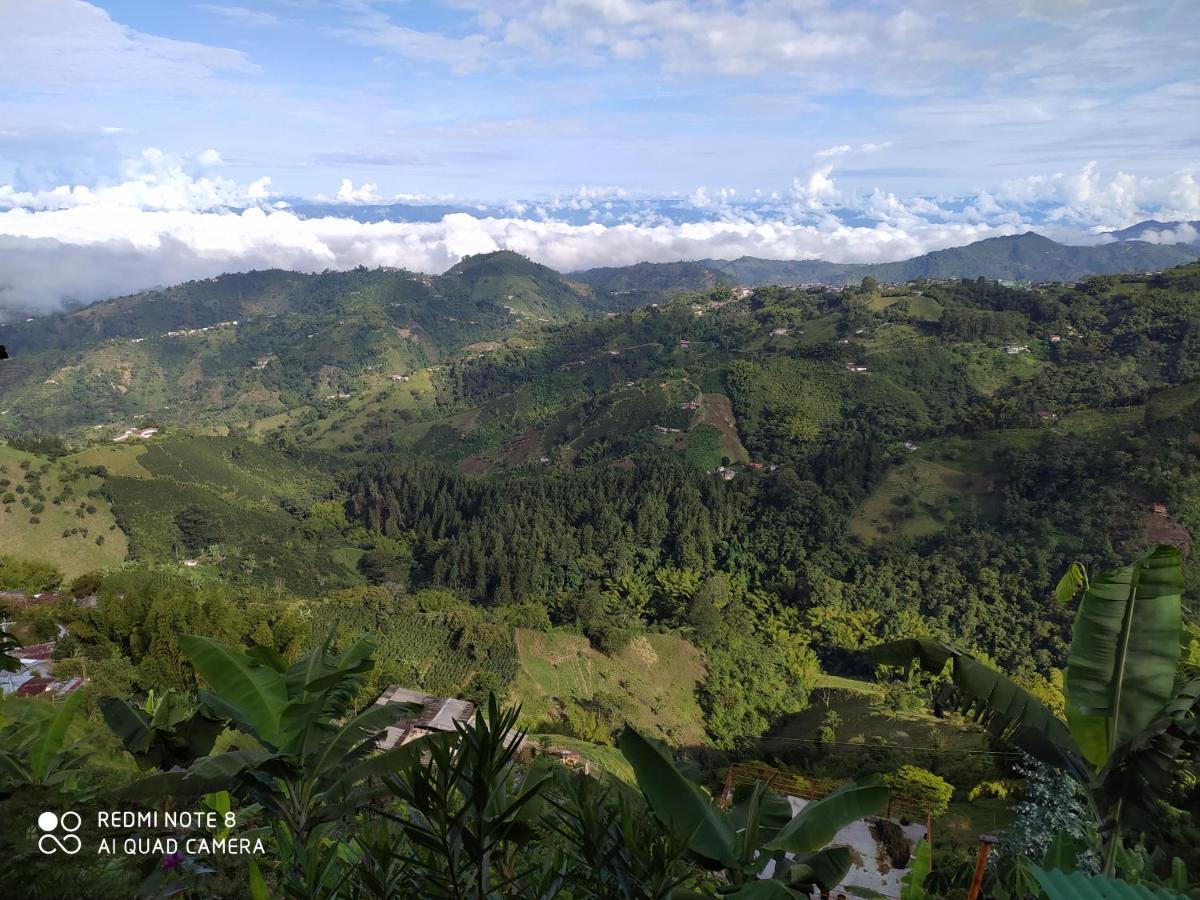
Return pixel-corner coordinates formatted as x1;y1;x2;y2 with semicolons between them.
709;233;1200;286
0;254;602;437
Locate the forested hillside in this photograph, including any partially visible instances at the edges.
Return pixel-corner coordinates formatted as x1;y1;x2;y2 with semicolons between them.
2;256;1198;898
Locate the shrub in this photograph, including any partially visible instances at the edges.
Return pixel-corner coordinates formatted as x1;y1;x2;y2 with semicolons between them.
886;764;954;818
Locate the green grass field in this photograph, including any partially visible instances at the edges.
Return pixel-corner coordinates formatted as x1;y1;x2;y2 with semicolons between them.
512;629;708;746
529;734;637;784
0;446;127;578
307;369;438;449
850;456;999;543
71;442;155;478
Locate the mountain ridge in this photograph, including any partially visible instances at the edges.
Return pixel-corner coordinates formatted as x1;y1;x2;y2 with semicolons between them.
576;228;1200;292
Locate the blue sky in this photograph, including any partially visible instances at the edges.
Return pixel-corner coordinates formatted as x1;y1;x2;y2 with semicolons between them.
0;1;1198;308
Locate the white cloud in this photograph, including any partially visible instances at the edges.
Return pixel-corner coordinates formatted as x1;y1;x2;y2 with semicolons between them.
194;5;280;27
790;165;839;207
994;161;1200;227
0;0;255;91
3;152;1198;312
0;148;273;212
815;141;893;160
815;145;852;160
0;204;1032;312
333;179;382;204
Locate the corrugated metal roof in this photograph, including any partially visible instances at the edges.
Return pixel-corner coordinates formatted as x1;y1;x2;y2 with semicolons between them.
373;685;477;749
1032;867;1186;900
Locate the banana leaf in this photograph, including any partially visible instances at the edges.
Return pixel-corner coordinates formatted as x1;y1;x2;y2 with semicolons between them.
764;776;886;854
1065;546;1184;768
901;839;931;900
28;690;83;782
617;727;738;869
729;782;795;861
1041;830;1083;874
871;639;1090;783
788;846;854;892
119;749;275;800
181;634;288;747
1094;677;1200;837
1031;866;1187;899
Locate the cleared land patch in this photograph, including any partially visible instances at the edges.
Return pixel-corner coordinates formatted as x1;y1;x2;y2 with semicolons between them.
512;628;708;746
0;446;127;578
851;456;998;543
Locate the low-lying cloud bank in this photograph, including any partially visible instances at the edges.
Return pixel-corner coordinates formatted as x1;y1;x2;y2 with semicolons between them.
2;150;1199;311
0;206;1027;311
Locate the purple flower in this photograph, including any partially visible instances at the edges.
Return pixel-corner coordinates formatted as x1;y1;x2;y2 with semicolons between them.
162;850;184;871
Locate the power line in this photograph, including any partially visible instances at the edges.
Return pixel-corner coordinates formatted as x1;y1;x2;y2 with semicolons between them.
756;734;1025;756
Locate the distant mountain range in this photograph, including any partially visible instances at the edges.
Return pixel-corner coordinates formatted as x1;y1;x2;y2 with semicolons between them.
575;225;1200;294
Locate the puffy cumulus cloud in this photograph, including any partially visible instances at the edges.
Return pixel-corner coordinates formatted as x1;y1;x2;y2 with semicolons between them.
333;180;383;204
994;162;1200;227
790;166;839;208
0;148;273;212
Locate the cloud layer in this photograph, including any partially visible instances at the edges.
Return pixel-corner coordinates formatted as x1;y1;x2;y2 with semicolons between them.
2;149;1199;312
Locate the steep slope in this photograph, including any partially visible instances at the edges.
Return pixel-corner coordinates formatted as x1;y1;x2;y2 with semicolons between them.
0;253;598;436
572;260;730;308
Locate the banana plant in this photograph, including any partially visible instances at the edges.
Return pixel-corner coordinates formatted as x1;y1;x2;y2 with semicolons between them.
0;624;22;673
872;545;1196;875
617;727;888;897
0;689;91;792
100;688;225;771
115;631;426;892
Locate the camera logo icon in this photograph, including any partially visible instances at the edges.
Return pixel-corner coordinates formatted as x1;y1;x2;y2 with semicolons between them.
38;811;82;855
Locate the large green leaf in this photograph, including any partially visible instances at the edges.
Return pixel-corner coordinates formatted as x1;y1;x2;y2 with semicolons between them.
1041;830;1082;874
1095;677;1200;837
617;727;737;868
764;776;887;854
872;639;1090;782
311;701;421;777
28;690;82;782
181;634;288;747
729;782;794;864
1056;562;1089;605
100;697;153;755
1031;866;1186;899
1065;546;1184;767
322;733;445;802
870;637;955;674
119;750;276;800
788;846;854;891
720;881;802;899
901;839;931;900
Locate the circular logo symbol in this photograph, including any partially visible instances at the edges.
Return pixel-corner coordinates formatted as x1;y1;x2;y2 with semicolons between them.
38;810;82;855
